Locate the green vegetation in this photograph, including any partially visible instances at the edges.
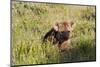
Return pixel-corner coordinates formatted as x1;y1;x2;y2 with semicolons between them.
12;1;96;65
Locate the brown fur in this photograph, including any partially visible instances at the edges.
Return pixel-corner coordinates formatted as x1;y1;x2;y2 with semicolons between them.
43;21;74;51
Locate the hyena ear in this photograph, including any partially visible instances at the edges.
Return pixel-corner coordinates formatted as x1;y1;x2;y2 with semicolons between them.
71;21;74;26
53;23;59;31
71;21;76;30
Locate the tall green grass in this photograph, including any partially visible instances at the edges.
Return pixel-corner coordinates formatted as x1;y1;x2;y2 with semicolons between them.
12;1;96;65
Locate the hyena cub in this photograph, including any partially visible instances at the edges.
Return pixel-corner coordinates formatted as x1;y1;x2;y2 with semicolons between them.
43;20;74;51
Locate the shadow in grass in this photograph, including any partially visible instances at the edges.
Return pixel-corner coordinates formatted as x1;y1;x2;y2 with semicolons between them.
59;42;96;63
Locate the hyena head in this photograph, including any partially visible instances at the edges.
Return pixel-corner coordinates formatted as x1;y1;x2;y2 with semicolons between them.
53;21;74;44
43;20;74;45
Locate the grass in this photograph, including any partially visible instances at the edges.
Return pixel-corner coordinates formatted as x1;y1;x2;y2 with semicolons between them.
12;1;96;66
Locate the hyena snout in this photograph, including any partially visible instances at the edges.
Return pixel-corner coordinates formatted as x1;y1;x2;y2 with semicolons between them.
55;32;70;45
56;31;70;41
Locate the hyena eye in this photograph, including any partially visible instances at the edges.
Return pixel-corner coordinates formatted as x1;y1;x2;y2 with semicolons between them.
67;31;70;33
61;31;67;35
61;31;70;33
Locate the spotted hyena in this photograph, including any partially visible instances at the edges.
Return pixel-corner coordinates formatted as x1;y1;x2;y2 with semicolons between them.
43;20;75;51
